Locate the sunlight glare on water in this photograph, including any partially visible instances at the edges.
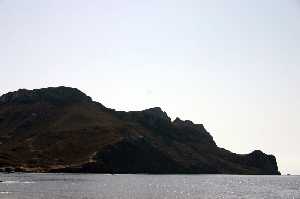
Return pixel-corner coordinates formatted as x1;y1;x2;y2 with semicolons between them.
0;173;299;199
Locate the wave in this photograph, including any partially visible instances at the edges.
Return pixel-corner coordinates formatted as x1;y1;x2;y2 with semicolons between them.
0;192;11;194
0;181;35;184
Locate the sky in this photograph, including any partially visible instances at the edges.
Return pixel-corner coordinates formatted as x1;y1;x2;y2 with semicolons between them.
0;0;300;174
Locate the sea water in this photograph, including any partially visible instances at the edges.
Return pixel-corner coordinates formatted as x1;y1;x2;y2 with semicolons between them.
0;173;299;199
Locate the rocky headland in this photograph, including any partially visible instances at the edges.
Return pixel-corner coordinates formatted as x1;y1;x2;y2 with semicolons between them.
0;87;280;174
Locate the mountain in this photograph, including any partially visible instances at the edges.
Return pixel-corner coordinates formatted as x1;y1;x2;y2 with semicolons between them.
0;87;280;174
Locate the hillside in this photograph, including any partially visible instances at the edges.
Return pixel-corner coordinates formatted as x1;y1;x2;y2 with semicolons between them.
0;87;280;174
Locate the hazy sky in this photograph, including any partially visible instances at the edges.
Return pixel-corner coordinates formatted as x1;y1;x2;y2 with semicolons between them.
1;0;300;174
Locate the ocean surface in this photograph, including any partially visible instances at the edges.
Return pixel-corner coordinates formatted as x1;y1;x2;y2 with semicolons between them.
0;173;299;199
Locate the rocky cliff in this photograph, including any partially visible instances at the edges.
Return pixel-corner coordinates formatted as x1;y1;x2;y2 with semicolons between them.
0;87;280;174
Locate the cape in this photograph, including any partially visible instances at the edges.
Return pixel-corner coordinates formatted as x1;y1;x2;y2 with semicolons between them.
0;86;280;174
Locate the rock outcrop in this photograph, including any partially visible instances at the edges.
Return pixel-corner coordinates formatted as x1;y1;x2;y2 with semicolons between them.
0;87;280;174
0;86;91;105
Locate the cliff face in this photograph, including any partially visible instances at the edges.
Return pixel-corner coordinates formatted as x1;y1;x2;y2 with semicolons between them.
0;87;280;174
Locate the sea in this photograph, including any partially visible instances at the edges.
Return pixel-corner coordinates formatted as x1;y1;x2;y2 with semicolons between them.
0;173;299;199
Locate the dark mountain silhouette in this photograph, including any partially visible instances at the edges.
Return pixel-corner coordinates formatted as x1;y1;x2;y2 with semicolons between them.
0;87;280;174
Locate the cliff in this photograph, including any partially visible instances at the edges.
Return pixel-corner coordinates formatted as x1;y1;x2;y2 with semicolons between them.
0;87;280;174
